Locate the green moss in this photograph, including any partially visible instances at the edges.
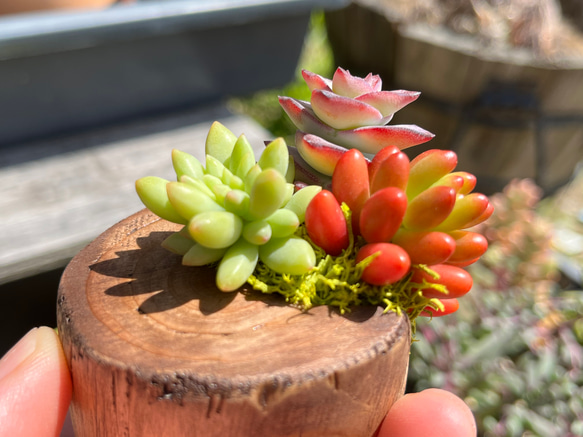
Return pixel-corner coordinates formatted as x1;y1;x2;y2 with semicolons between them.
247;205;447;333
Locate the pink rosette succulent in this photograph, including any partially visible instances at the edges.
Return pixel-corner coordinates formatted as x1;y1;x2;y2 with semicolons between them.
279;67;435;181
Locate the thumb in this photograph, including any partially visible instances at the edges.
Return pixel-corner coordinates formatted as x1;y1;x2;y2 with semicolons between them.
378;388;477;437
0;327;72;437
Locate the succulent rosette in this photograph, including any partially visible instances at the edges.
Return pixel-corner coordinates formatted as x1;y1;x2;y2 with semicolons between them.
279;67;435;181
135;121;322;292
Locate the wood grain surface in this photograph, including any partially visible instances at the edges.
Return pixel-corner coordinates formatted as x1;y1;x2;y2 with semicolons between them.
57;209;411;437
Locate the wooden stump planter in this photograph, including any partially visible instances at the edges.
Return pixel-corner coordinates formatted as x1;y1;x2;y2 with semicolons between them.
57;209;411;437
326;1;583;194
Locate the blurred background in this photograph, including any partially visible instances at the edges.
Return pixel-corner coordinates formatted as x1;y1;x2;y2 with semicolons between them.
1;0;583;435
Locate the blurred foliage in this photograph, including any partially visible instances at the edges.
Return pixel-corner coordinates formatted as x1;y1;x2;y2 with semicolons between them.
540;163;583;288
409;179;583;436
228;11;335;145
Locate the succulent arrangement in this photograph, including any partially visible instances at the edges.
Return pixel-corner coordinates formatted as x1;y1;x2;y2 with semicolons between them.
408;179;583;436
135;67;494;324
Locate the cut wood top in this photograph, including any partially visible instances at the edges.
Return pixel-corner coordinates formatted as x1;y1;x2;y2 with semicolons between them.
58;209;410;399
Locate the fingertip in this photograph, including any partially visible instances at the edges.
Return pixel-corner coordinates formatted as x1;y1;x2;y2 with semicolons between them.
378;388;477;437
0;326;72;437
36;326;73;411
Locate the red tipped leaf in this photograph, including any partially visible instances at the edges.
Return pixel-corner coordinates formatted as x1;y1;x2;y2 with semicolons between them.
447;230;488;264
392;230;456;265
301;69;332;92
332;149;370;235
368;145;399;186
295;132;348;176
411;264;473;299
360;187;407;243
407;150;458;199
356;90;420;118
278;96;336;139
402;186;457;231
356;243;411;286
337;125;435;154
332;67;375;98
420;298;460;317
311;90;383;130
370;150;410;193
434;193;490;231
305;190;349;256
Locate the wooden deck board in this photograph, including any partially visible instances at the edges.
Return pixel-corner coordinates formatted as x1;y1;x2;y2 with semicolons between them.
0;106;271;284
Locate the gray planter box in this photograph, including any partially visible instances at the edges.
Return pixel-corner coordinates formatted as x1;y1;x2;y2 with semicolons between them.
0;0;346;146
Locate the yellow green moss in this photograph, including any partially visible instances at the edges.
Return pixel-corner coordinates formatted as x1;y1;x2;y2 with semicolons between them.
247;205;448;332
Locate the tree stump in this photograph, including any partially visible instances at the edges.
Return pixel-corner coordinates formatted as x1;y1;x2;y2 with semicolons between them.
57;209;411;437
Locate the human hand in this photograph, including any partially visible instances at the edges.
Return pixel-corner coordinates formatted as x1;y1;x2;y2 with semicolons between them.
376;388;477;436
0;327;71;437
0;327;476;437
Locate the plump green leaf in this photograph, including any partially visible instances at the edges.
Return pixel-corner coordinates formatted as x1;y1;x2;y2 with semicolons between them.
205;121;237;164
172;149;204;180
258;237;316;275
135;176;186;224
258;137;289;177
216;239;259;292
248;169;288;220
188;211;243;249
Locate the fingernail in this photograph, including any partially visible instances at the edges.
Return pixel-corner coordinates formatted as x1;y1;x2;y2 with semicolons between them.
0;328;39;382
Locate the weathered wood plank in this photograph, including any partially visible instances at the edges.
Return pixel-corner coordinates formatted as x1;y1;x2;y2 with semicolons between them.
0;106;271;284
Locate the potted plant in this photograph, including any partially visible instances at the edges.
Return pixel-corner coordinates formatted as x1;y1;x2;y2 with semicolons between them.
57;67;493;436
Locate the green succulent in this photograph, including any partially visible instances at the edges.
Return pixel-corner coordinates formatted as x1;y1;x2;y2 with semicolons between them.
135;122;321;292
